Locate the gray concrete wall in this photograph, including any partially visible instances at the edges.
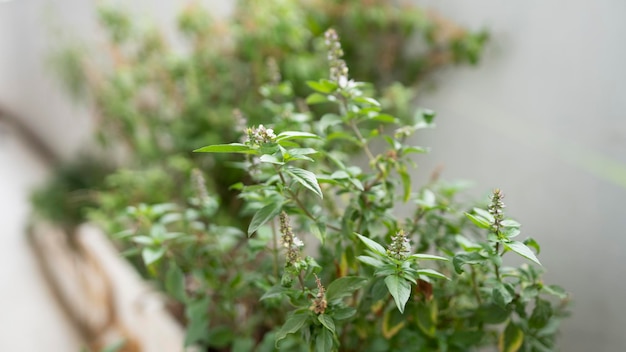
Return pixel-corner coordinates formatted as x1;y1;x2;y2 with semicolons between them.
415;1;626;351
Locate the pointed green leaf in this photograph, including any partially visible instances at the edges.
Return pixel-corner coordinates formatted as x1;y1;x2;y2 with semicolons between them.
473;208;495;223
306;93;330;105
493;285;513;308
286;167;323;199
354;96;381;107
248;202;283;236
318;314;336;334
410;254;448;262
259;154;284;165
453;252;486;274
385;275;411;313
398;165;411;203
523;238;541;254
499;321;524;352
465;213;491;229
142;246;165;265
501;219;521;228
355;233;386;255
417;269;449;280
357;255;385;268
505;241;541;265
542;285;567;299
165;264;187;302
276;131;321;142
275;314;309;347
260;286;288;301
325;276;368;302
194;143;256;154
306;79;337;93
315;327;333;352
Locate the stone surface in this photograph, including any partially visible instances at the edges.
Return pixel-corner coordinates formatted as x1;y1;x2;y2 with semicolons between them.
0;123;82;351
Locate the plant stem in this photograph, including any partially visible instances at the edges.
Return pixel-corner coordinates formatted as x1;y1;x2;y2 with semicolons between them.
298;272;306;293
278;169;341;232
494;242;501;281
471;267;483;305
271;219;279;279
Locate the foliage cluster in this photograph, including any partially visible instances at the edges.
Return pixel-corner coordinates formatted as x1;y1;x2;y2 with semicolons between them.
33;0;487;230
32;2;569;351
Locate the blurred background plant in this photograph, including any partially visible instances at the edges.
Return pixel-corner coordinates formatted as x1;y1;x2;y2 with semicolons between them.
32;0;487;233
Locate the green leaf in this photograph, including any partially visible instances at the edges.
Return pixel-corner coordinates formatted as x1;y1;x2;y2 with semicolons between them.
416;108;436;124
473;208;495;223
502;227;521;238
493;285;513;308
306;92;330;105
416;189;436;209
260;286;287;301
499;321;524;352
501;219;521;228
248;202;283;236
398;165;411;203
315;327;333;352
455;235;481;251
371;113;397;123
403;146;428;155
453;252;486;274
385;275;411;313
416;301;437;338
318;113;342;132
505;241;541;265
465;213;491;229
185;298;210;345
332;307;356;320
542;284;567;299
311;222;326;245
142;246;165;265
529;298;553;329
523;238;541;254
193;143;256;154
410;253;448;262
307;79;337;93
132;235;155;245
259;154;284;165
276;131;321;142
357;255;385;268
417;269;449;280
318;314;336;334
354;96;381;107
165;264;187;302
287;147;318;156
286;167;323;199
355;233;386;255
325;276;368;302
276;314;309;347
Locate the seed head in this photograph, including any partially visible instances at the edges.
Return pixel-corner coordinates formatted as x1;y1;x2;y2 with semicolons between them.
489;188;505;233
310;274;327;314
279;212;302;266
388;229;411;261
324;29;349;86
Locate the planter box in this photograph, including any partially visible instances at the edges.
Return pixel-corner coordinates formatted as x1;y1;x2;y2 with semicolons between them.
29;222;196;352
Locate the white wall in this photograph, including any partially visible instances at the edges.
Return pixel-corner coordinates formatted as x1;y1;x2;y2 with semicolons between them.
415;1;626;351
1;0;624;350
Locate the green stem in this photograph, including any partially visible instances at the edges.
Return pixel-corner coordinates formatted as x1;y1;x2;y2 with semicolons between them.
271;219;279;279
471;267;483;305
494;242;501;281
278;169;341;232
